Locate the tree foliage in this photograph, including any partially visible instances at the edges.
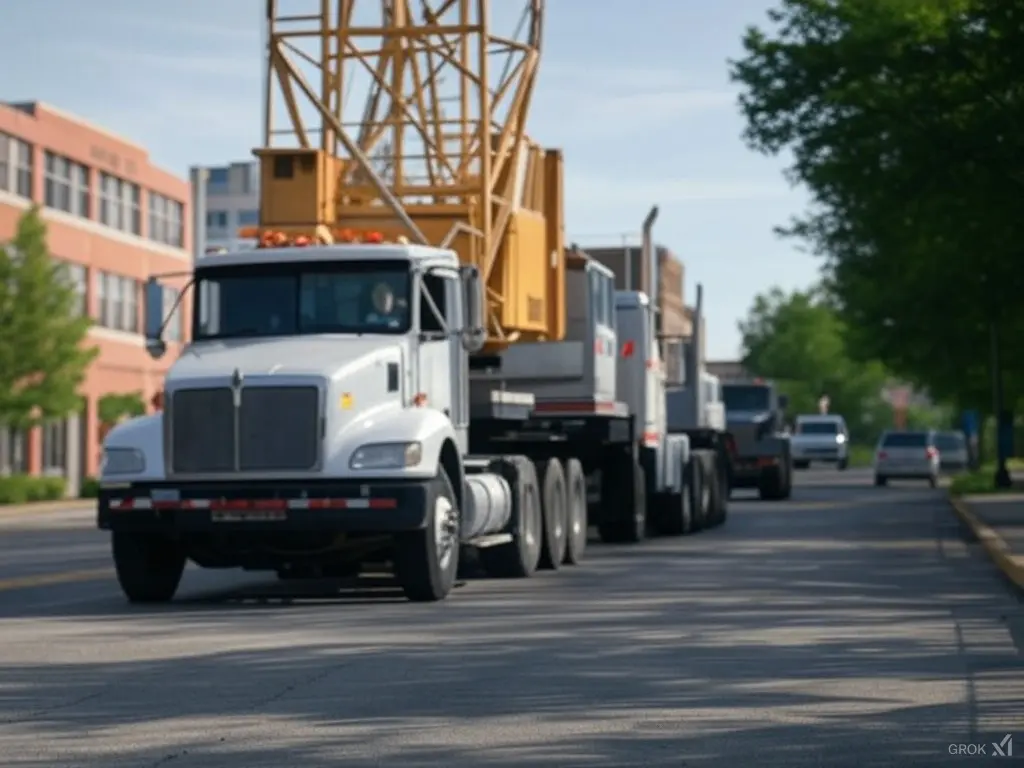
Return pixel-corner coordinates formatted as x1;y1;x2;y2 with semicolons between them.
730;0;1024;411
739;286;891;441
0;207;98;427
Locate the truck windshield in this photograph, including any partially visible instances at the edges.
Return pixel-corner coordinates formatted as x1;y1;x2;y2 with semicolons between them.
722;385;770;411
193;259;411;340
798;422;838;435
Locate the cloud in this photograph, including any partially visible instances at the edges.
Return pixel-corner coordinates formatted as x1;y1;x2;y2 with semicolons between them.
565;171;791;207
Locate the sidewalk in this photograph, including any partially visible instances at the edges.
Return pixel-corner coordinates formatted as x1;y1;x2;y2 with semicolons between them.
950;476;1024;592
0;498;96;519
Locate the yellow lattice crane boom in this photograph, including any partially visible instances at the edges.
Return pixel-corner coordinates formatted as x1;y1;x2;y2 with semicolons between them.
255;0;564;353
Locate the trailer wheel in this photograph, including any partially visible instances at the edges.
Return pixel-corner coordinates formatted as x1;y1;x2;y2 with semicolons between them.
562;458;588;565
479;457;543;578
112;531;186;604
393;468;461;601
709;451;729;527
537;458;568;571
687;456;711;532
597;457;646;544
655;484;691;537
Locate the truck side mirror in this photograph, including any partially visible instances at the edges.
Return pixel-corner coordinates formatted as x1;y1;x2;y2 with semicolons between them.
144;278;167;360
459;265;486;353
778;394;789;410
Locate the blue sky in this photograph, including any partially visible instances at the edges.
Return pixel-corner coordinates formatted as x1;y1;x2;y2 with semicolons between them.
3;0;817;359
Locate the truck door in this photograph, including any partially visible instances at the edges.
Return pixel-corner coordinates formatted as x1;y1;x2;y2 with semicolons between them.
418;273;455;421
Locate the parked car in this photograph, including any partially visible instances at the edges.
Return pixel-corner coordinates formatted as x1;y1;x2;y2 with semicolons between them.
792;414;850;470
935;430;970;473
873;430;940;487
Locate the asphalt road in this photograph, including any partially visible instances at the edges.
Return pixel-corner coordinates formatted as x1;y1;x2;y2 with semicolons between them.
0;469;1021;767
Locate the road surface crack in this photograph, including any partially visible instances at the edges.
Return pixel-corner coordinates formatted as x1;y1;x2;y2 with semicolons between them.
147;661;351;767
1;690;105;725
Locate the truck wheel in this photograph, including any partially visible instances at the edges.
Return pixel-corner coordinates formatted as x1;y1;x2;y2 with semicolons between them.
657;486;691;536
709;454;729;527
536;458;568;571
393;468;461;602
794;460;810;470
837;457;848;471
479;457;542;578
562;458;588;565
112;531;186;604
687;456;710;532
597;457;646;544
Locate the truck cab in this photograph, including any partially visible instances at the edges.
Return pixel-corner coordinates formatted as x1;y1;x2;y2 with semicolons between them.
720;379;793;500
97;239;539;604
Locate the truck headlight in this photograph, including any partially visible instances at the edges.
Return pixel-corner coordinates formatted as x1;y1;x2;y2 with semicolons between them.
101;448;146;475
836;434;846;444
350;442;422;470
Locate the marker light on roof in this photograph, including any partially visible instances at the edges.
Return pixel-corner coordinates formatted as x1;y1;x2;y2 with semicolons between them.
235;227;394;248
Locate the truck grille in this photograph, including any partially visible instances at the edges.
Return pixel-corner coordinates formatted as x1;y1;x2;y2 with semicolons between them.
169;385;321;474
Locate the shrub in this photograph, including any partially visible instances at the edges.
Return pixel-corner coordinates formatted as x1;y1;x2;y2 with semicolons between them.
0;475;67;504
80;476;100;498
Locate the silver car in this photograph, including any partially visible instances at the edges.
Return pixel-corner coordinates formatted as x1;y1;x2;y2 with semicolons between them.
935;430;970;473
873;430;940;487
791;414;850;470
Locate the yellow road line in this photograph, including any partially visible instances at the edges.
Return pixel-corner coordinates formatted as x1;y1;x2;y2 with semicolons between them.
949;495;1024;590
0;568;111;592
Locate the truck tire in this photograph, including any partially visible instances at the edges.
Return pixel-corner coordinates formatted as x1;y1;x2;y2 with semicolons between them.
393;468;461;601
794;460;810;470
837;457;848;471
654;485;691;537
536;458;568;571
597;457;646;544
708;452;729;527
112;531;186;604
758;461;792;501
562;458;588;565
687;456;711;532
479;457;543;578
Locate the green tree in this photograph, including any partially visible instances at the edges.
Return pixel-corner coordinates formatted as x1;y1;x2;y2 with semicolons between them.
0;206;98;427
729;0;1024;412
739;285;890;442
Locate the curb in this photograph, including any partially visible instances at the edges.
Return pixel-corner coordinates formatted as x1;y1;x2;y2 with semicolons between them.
949;494;1024;592
0;499;97;519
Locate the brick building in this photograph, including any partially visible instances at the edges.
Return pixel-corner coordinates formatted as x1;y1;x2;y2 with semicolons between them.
0;102;192;494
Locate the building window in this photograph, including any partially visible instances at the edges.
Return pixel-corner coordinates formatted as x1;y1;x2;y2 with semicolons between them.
237;209;259;226
207;167;229;195
148;191;185;248
124;276;139;332
44;151;90;217
206;210;228;229
41;420;68;476
0;132;9;193
97;271;140;332
163;285;184;342
0;427;28;475
13;138;32;199
99;172;142;235
55;260;88;316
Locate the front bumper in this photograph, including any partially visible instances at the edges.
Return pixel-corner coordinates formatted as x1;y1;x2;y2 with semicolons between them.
97;479;430;534
730;456;783;487
791;443;847;461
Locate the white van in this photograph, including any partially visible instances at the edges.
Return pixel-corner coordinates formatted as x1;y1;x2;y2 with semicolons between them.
791;414;849;470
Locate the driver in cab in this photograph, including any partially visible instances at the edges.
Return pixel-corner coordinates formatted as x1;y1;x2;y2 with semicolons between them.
364;281;406;329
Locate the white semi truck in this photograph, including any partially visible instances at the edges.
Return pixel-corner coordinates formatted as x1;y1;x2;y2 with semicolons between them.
96;238;731;603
